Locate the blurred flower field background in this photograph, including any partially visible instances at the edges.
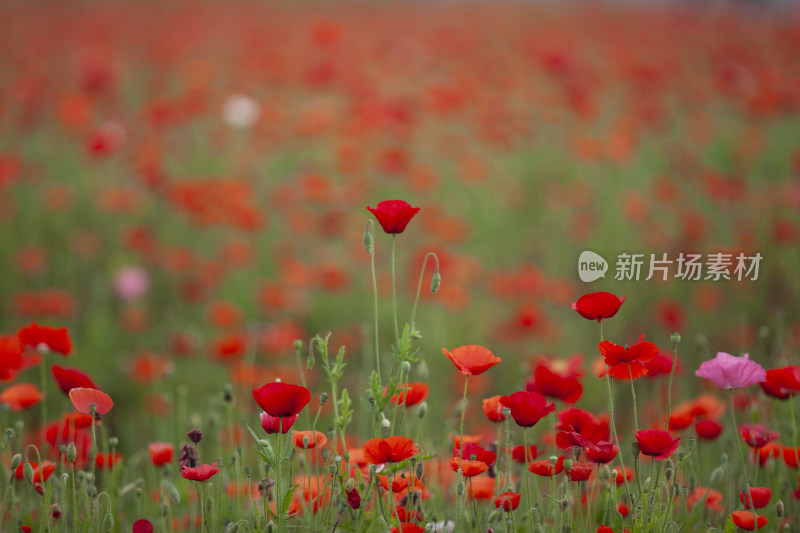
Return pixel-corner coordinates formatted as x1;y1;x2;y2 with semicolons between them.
1;1;800;532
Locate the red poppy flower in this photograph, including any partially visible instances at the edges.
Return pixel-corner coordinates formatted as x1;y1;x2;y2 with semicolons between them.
739;487;771;509
494;491;521;511
598;334;659;380
17;461;56;483
95;452;122;469
51;365;98;394
694;419;723;440
390;523;426;533
346;487;360;510
366;200;420;234
0;335;23;381
133;520;154;533
260;412;297;434
556;408;611;453
634;429;680;460
252;382;310;418
739;424;779;449
442;345;502;376
643;351;680;378
686;486;722;512
453;442;496;465
782;445;800;468
526;365;583;404
731;510;768;530
293;430;327;449
390;383;429;406
362;436;417;464
16;323;72;355
482;395;506;422
759;366;800;399
499;391;555;428
585;442;620;464
511;445;543;463
565;461;593;481
448;458;488;477
570;292;625;322
69;388;113;415
180;463;221;482
148;442;174;467
0;383;43;411
528;457;565;477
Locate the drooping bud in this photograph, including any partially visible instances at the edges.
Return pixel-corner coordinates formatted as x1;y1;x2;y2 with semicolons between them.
103;513;114;532
10;453;21;472
23;462;34;484
431;272;441;294
363;229;373;255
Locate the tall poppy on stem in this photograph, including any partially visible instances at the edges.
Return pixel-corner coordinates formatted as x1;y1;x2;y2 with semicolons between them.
570;292;625;322
443;344;500;533
252;382;310;418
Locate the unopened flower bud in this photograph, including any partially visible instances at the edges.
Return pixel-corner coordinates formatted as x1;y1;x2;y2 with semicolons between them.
415;462;424;479
109;437;119;447
302;436;310;448
319;392;328;405
10;453;21;471
266;521;275;533
563;459;573;472
710;466;724;484
23;462;34;484
631;442;640;458
345;478;355;492
776;499;784;517
51;503;62;519
431;272;441;293
670;332;681;346
103;512;114;531
417;402;428;419
321;448;330;460
457;479;465;495
363;230;373;255
306;354;315;371
293;340;303;353
401;361;411;374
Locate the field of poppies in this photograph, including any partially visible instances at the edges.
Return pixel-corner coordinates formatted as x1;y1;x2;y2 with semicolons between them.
1;1;800;532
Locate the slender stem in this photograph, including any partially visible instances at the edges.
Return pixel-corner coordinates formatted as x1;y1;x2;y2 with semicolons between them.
523;428;532;520
39;358;48;449
197;483;206;533
626;364;639;432
728;389;759;532
391;233;399;342
409;253;439;327
89;409;97;520
599;321;633;517
275;418;284;533
456;375;470;533
663;340;679;431
367;221;382;385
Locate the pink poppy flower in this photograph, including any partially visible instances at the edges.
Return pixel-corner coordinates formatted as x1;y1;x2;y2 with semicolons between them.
695;352;766;389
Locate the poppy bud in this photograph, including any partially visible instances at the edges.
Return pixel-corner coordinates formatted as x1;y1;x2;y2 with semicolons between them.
401;361;411;374
319;392;328;405
266;521;275;533
665;468;673;482
164;481;180;504
109;437;119;447
670;332;681;346
631;442;640;458
226;522;239;533
187;429;202;444
431;272;441;293
417;402;428;419
343;451;350;462
302;436;310;448
710;466;724;484
415;462;424;479
10;453;21;472
23;462;34;484
51;504;62;519
34;482;43;495
306;354;315;371
611;469;618;482
776;499;784;517
345;478;355;492
562;459;573;472
321;448;330;460
457;479;465;495
380;414;391;429
5;428;14;440
363;229;373;255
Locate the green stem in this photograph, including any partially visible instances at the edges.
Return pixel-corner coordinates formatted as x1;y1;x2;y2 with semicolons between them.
89;409;97;520
367;221;382;386
275;419;284;533
523;428;532;521
391;233;399;342
626;364;639;432
456;375;470;533
663;339;679;431
728;389;759;532
39;358;48;448
409;253;439;328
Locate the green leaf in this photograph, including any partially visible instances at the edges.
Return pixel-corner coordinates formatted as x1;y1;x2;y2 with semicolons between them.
724;515;735;533
281;484;300;518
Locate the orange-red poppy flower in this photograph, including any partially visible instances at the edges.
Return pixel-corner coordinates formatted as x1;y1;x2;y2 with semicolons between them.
449;458;488;477
17;323;72;355
482;395;506;422
731;510;768;530
293;430;327;449
494;491;521;511
362;436;417;464
69;387;113;415
0;383;44;411
598;334;659;380
442;345;502;375
390;383;429;406
149;442;174;467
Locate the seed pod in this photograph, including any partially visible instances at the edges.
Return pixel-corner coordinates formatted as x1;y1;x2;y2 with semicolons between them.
109;437;119;447
670;332;681;346
66;443;77;463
